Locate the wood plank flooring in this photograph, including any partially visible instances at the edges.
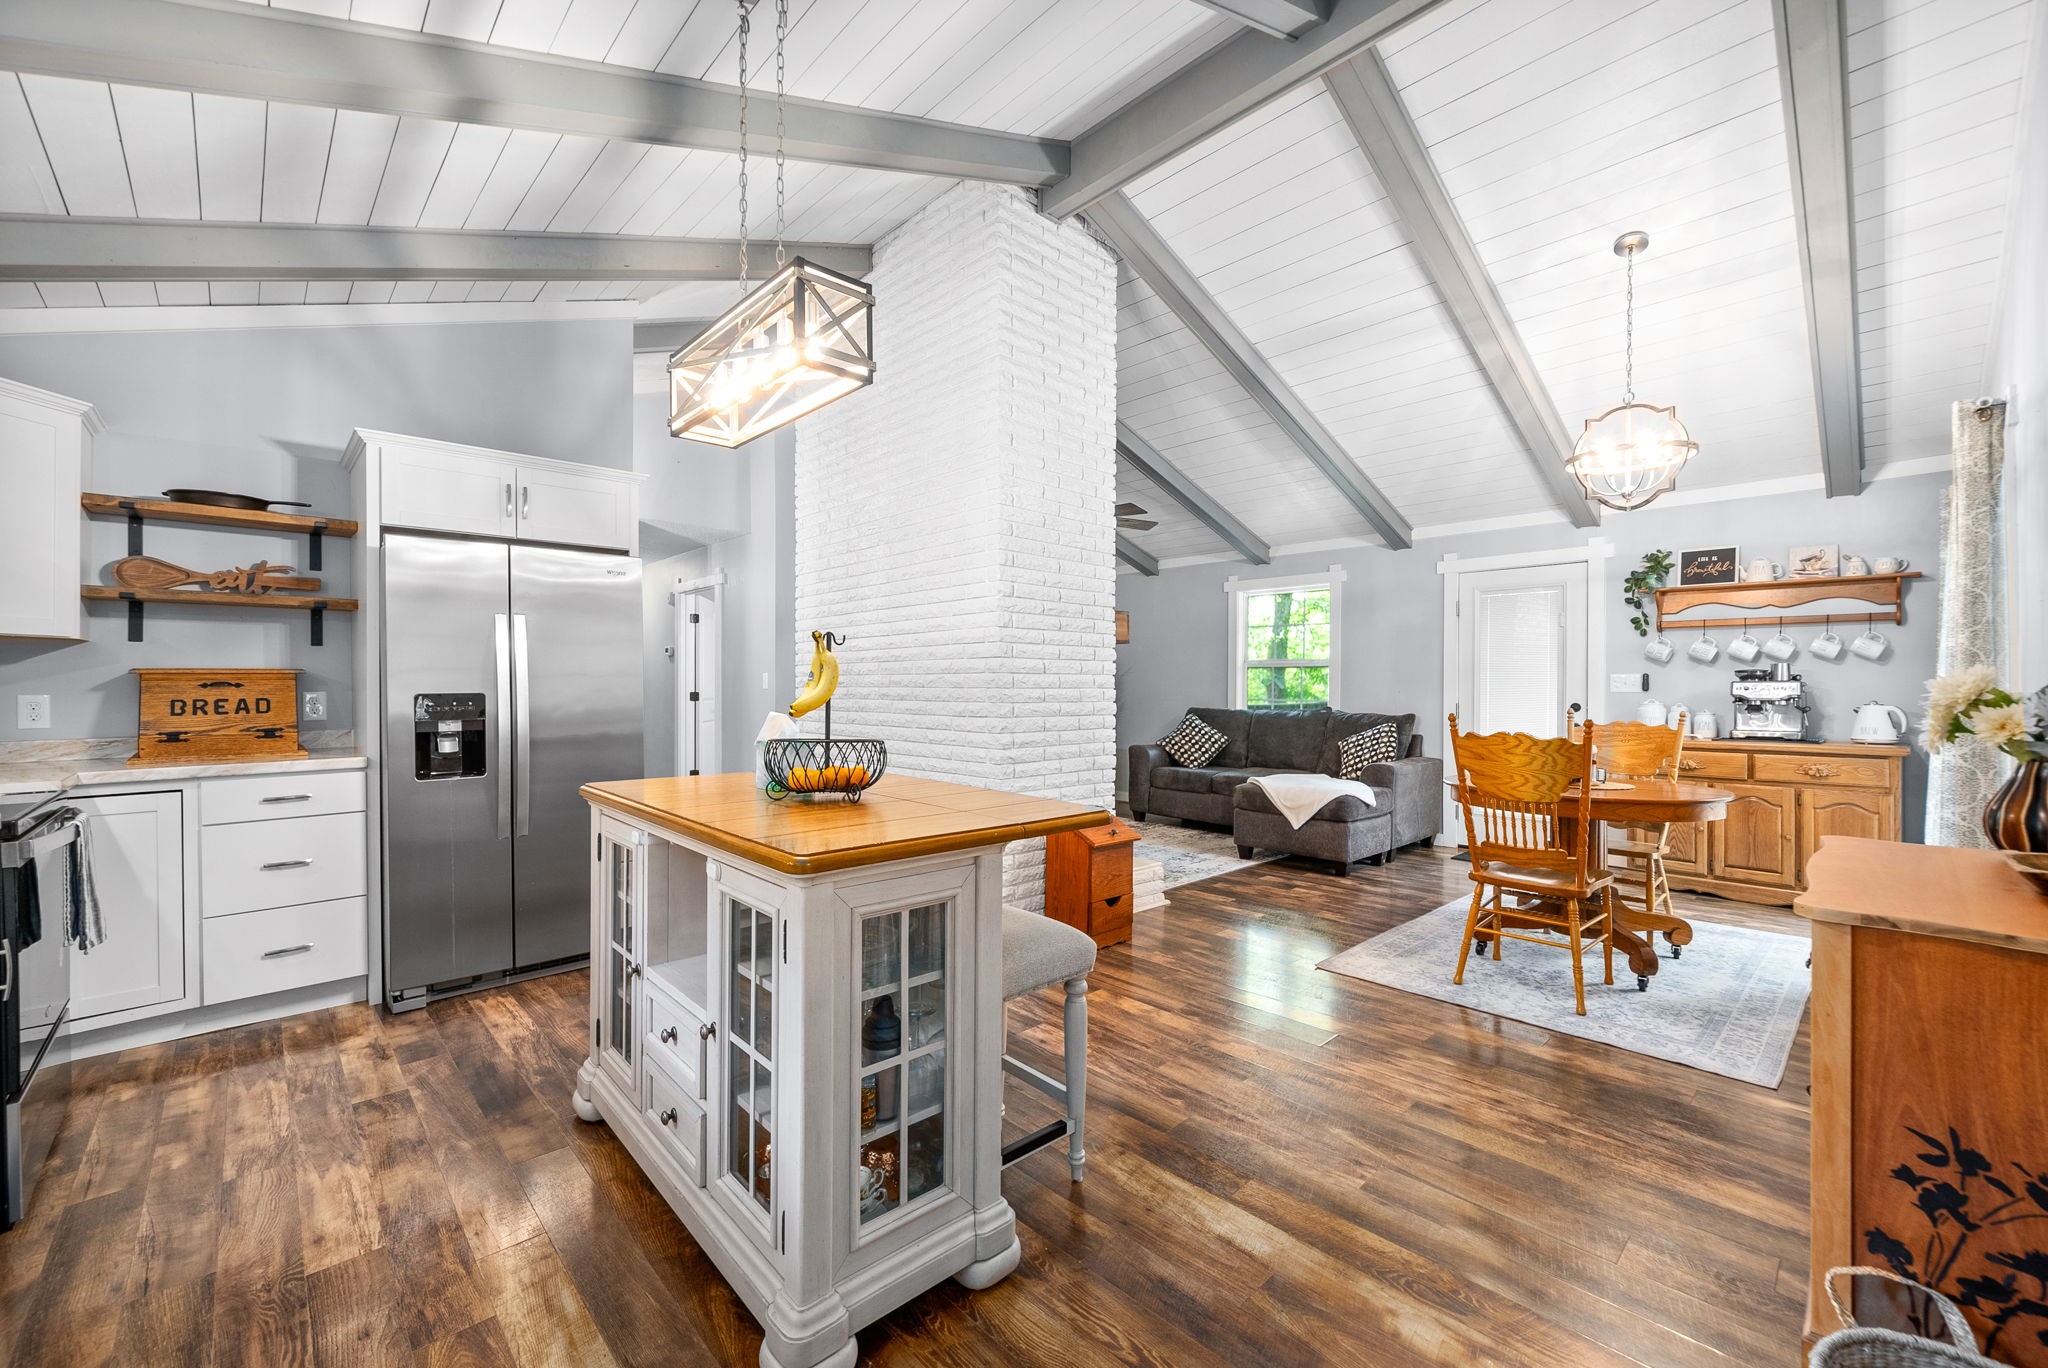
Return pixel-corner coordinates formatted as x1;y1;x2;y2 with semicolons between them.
0;848;1811;1366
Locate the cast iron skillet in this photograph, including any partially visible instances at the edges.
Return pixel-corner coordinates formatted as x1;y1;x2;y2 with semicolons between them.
162;488;313;511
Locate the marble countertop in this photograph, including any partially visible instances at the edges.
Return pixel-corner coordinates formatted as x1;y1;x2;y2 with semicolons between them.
0;732;365;798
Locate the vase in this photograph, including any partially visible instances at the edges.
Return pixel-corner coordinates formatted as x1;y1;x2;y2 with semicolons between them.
1982;760;2048;851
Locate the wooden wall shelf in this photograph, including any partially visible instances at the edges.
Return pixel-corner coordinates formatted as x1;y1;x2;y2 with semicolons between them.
1654;571;1921;632
81;586;357;644
81;493;360;540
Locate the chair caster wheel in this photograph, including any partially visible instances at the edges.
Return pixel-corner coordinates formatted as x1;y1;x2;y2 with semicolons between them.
1669;944;1681;960
1636;976;1649;992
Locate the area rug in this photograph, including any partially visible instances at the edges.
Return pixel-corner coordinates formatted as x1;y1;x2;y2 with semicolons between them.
1128;819;1281;889
1318;900;1811;1087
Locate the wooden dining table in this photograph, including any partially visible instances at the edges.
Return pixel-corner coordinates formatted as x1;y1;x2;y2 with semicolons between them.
1453;779;1735;988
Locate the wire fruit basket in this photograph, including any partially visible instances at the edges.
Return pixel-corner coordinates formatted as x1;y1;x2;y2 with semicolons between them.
763;736;887;801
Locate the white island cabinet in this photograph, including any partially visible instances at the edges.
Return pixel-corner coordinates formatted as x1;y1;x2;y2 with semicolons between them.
576;773;1106;1368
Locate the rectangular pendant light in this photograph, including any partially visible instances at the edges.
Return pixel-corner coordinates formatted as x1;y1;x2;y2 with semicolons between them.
668;257;875;447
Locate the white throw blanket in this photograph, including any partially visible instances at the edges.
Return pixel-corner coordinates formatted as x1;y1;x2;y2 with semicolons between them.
1245;773;1377;830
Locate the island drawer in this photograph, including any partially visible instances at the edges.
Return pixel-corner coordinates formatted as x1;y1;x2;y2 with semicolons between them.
202;897;368;1005
645;988;708;1101
645;1059;707;1187
1754;753;1893;789
1674;752;1749;781
203;771;366;825
202;812;367;916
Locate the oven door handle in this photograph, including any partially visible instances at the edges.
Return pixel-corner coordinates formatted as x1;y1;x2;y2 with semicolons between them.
1;936;10;1003
1;814;82;870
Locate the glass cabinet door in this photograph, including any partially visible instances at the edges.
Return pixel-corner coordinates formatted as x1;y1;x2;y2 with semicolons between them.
597;830;640;1091
856;901;949;1228
724;897;775;1220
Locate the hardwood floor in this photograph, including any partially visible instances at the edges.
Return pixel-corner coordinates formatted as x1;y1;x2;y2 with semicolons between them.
0;848;1811;1367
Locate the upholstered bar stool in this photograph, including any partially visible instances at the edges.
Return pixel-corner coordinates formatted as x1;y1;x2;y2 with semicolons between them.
999;907;1096;1181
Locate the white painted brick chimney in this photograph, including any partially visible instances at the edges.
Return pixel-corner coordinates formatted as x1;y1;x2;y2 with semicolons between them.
795;182;1118;909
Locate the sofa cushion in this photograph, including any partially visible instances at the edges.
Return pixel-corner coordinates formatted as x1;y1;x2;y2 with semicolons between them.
1188;707;1253;769
1234;782;1390;823
1205;766;1285;795
1319;710;1416;774
1158;712;1229;768
1150;766;1217;795
1246;710;1331;771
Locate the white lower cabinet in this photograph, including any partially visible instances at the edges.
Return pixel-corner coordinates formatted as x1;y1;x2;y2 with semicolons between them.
202;897;368;1005
644;1055;708;1187
201;812;368;916
69;790;187;1020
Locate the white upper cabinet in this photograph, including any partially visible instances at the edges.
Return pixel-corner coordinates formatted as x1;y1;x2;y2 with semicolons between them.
0;377;101;640
345;430;642;553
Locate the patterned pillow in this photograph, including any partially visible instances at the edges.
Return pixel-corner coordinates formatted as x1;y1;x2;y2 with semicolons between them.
1336;723;1400;780
1158;712;1229;768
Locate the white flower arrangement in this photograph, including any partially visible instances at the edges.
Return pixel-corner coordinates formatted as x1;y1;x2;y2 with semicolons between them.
1923;670;2048;762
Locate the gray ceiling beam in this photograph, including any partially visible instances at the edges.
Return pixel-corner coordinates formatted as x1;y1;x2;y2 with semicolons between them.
1772;0;1865;497
1039;0;1447;218
0;216;874;282
0;0;1067;187
1116;535;1160;576
1088;192;1414;548
1323;54;1600;530
1183;0;1330;40
1117;423;1271;564
633;320;714;352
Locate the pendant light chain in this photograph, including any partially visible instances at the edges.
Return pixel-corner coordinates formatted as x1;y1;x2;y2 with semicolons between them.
774;0;787;269
1622;245;1635;406
735;0;750;285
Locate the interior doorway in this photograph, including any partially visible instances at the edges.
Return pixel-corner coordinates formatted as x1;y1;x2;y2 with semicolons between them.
676;580;721;777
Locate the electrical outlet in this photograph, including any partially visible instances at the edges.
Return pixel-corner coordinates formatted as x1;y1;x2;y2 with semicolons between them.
1609;673;1649;693
302;691;328;722
17;695;50;729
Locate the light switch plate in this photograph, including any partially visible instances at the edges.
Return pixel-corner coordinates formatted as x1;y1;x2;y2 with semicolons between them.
1608;673;1648;693
302;691;328;722
17;695;50;729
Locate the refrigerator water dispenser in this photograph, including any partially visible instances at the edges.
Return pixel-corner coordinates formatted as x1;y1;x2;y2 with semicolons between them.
414;693;487;780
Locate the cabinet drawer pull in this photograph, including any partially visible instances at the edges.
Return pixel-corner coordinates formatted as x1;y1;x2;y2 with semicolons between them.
1678;759;1701;771
262;943;315;959
261;858;314;871
659;1107;678;1126
660;1026;678;1044
259;793;314;805
1800;763;1835;778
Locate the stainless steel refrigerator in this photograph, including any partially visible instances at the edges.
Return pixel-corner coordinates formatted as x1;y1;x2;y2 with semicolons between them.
381;533;642;1009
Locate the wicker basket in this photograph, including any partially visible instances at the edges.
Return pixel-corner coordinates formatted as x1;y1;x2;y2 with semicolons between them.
1811;1269;2000;1367
762;737;887;801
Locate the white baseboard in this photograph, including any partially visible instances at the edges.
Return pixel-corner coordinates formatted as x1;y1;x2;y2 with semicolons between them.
65;977;367;1061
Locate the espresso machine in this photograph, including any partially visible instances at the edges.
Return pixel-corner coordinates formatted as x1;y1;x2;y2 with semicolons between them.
1730;664;1811;741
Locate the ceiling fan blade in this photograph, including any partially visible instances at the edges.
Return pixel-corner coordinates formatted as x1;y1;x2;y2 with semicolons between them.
1118;517;1158;531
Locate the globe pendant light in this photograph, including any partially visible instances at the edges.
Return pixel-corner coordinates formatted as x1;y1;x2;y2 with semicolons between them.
669;0;874;448
1565;231;1697;511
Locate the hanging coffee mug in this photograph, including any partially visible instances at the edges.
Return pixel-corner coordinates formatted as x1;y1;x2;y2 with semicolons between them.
1687;632;1719;664
1644;635;1676;664
1728;627;1763;663
1873;557;1910;575
1851;625;1891;661
1762;627;1797;661
1810;627;1845;660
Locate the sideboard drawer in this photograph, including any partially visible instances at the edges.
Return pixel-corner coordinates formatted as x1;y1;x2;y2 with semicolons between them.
644;1058;707;1187
202;812;367;916
1675;751;1749;781
646;988;708;1101
1754;753;1893;789
203;770;366;825
202;897;368;1005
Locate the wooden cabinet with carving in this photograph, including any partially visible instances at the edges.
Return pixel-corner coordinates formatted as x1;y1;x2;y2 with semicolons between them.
1798;788;1897;856
1659;818;1710;878
1710;784;1799;890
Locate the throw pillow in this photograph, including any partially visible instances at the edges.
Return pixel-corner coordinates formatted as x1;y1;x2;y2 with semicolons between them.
1158;712;1229;768
1336;723;1399;780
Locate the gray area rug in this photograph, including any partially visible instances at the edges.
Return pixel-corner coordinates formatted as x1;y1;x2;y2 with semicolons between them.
1319;900;1811;1088
1128;819;1281;889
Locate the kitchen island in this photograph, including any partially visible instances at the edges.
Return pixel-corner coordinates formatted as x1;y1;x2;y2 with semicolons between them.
574;772;1109;1368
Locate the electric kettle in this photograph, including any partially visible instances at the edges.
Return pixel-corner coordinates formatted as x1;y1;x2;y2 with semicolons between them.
1850;702;1908;745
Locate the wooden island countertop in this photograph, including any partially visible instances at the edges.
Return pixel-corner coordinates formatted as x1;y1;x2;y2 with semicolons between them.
580;771;1111;876
1798;835;2048;955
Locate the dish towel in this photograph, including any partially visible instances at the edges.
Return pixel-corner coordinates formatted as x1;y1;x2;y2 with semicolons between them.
64;817;105;952
1244;773;1377;830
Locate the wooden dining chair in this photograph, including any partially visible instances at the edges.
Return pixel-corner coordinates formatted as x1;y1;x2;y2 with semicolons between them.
1585;719;1686;949
1448;714;1616;1015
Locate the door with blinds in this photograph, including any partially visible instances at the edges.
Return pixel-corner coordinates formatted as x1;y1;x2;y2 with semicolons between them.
1454;561;1589;741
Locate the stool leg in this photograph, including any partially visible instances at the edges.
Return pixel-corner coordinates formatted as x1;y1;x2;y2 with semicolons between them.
1063;976;1088;1183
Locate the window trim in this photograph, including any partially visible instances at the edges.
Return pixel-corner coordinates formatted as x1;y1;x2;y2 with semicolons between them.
1223;567;1345;711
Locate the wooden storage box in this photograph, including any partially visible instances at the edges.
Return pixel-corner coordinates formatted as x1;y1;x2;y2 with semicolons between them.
1046;817;1139;947
131;667;305;766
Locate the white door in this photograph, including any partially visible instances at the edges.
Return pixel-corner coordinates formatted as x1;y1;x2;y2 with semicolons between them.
69;790;187;1020
516;464;634;551
379;442;517;538
1455;563;1589;738
678;586;721;776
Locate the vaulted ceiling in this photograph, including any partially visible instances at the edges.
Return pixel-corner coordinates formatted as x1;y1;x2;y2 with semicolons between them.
0;0;2035;559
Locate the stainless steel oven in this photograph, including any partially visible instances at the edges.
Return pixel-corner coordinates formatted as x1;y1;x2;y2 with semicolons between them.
2;797;78;1233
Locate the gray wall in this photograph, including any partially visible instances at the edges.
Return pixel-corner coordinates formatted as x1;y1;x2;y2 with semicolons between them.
1118;471;1949;838
0;317;633;741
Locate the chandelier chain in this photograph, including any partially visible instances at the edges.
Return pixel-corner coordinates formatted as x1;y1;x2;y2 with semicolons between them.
775;0;787;269
1622;247;1635;406
735;0;750;284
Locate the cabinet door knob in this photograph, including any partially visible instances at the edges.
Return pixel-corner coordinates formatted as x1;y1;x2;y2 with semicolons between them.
660;1026;678;1044
628;962;642;979
699;1022;716;1041
659;1107;677;1126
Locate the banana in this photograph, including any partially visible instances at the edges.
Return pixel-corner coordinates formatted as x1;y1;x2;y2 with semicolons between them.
789;630;840;719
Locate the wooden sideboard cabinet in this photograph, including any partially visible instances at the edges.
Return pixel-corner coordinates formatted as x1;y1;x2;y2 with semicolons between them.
1798;840;2048;1364
1657;739;1907;906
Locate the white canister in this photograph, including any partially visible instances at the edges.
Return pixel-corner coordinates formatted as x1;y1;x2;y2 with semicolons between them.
1691;711;1720;740
1636;698;1668;726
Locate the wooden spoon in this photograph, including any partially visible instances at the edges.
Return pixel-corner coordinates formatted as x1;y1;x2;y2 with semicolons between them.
110;555;320;595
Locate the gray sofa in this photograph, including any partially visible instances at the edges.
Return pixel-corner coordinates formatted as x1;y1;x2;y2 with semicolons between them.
1128;706;1443;853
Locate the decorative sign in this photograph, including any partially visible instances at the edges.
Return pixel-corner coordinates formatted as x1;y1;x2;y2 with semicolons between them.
1678;547;1740;586
131;667;306;766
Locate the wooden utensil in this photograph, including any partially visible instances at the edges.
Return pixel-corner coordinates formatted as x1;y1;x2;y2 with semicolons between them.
110;555;321;595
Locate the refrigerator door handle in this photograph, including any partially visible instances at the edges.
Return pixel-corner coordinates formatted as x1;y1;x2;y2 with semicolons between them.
495;612;512;840
514;613;532;837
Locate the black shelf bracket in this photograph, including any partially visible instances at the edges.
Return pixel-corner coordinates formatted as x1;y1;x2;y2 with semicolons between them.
310;603;326;647
124;593;143;642
309;520;328;571
122;500;144;555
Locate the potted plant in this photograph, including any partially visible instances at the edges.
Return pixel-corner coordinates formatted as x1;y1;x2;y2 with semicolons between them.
1622;549;1674;638
1923;667;2048;850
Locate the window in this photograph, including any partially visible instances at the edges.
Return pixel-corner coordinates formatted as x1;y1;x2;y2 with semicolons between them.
1227;574;1340;712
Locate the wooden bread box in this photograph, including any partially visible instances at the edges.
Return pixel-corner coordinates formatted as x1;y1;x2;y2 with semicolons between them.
131;667;305;766
1046;816;1139;947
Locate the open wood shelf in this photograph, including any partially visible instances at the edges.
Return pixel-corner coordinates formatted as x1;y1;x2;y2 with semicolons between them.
82;493;360;539
81;586;358;612
1654;571;1921;632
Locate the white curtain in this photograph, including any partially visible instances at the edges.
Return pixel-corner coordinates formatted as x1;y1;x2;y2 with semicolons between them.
1926;400;2008;847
